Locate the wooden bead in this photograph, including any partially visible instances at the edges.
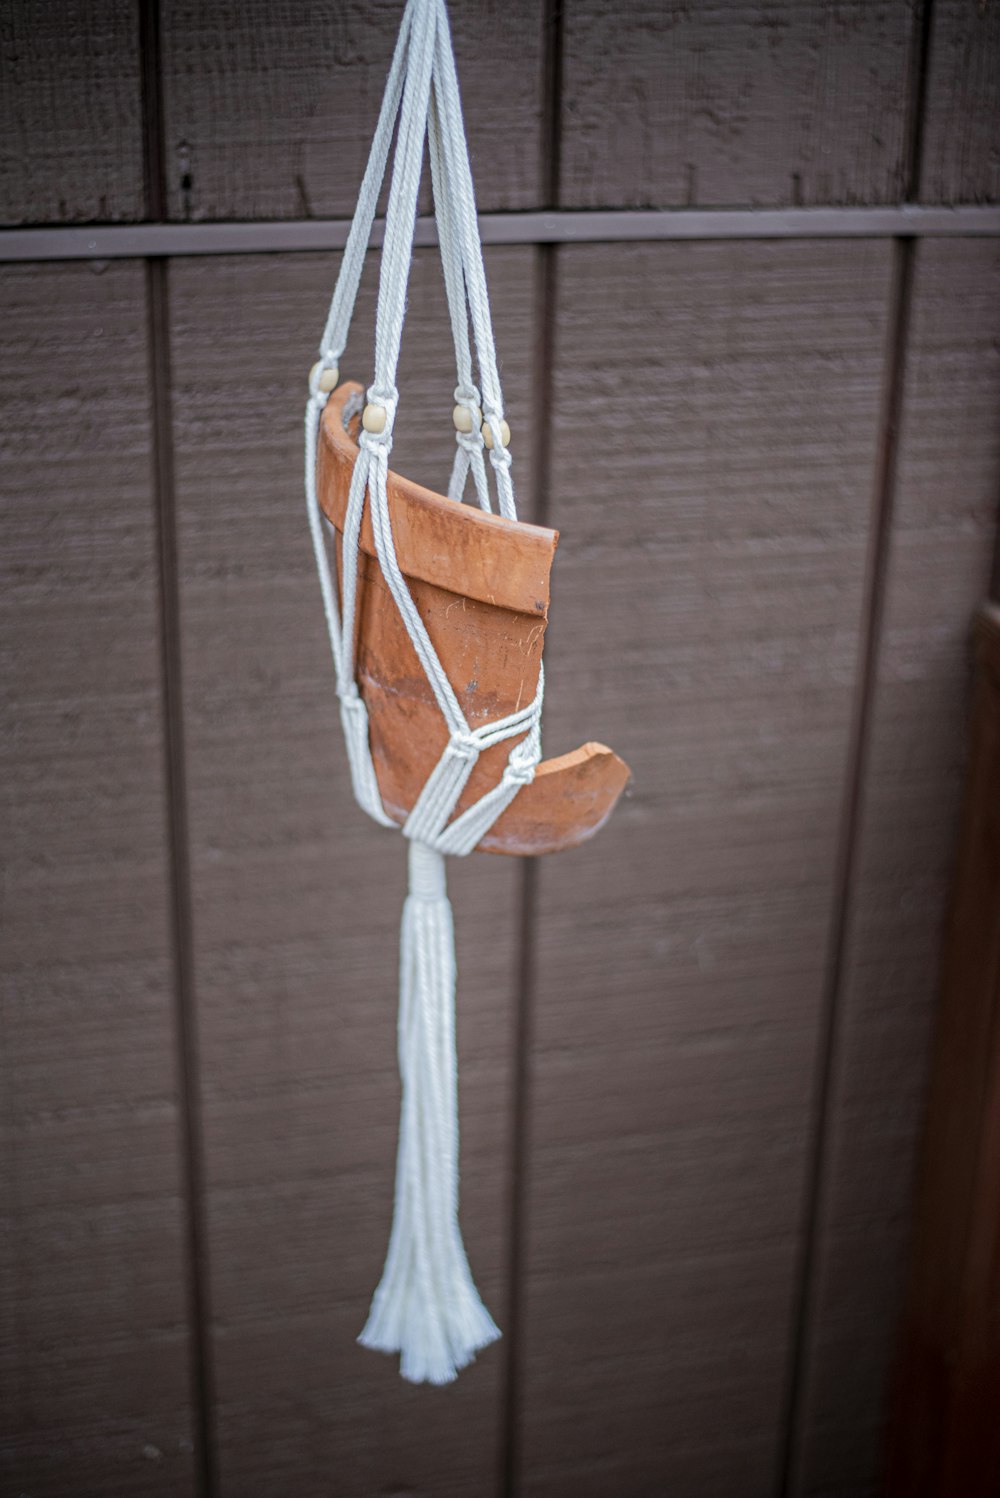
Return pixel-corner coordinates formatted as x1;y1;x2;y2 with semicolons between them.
362;403;387;434
452;403;481;433
482;418;511;450
309;360;339;393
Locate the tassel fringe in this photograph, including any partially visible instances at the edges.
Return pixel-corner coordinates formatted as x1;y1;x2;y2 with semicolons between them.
358;840;501;1384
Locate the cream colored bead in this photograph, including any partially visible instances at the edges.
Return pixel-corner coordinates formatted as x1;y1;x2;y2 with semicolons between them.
309;360;339;393
362;403;387;434
482;417;511;450
452;403;481;434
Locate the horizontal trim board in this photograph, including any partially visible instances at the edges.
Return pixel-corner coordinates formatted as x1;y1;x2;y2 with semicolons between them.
2;206;1000;262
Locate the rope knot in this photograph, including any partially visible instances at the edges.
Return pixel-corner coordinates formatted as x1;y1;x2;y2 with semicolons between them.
503;750;537;789
486;444;512;475
453;384;483;435
359;382;398;449
445;729;480;763
309;351;340;398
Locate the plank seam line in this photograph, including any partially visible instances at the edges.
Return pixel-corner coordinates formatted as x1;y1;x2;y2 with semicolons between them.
774;234;919;1498
903;0;937;204
500;3;564;1492
141;0;218;1489
777;3;938;1486
777;4;938;1479
2;205;1000;261
147;256;218;1498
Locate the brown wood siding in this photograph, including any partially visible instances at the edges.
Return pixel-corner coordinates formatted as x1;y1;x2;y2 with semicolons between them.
920;0;1000;205
159;0;547;221
558;1;915;209
0;1;145;225
516;237;892;1497
2;3;999;1496
0;262;195;1494
789;238;1000;1498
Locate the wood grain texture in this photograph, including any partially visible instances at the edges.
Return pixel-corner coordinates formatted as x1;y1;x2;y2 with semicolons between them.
790;239;1000;1498
160;0;546;222
168;246;536;1494
0;0;145;226
920;0;1000;204
558;0;914;210
513;239;893;1496
0;263;195;1494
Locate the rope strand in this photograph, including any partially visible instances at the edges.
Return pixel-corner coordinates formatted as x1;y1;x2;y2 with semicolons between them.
304;0;543;1384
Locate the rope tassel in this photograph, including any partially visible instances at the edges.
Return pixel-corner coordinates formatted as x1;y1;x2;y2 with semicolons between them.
358;840;501;1384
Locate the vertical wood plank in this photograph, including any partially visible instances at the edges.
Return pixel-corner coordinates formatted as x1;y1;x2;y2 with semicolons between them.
558;0;914;210
160;0;546;221
920;0;1000;205
0;0;145;225
169;247;536;1496
0;262;196;1495
790;238;1000;1498
513;237;893;1497
884;604;1000;1498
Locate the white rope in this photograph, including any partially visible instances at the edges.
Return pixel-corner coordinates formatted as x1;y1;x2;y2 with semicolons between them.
429;2;516;519
358;839;500;1383
317;0;417;369
304;0;544;1383
428;91;491;511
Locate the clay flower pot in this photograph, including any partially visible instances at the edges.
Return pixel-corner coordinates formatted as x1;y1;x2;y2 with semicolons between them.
318;380;630;856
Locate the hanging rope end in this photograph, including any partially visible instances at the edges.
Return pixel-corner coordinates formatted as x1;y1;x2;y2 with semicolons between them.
358;1292;500;1386
354;839;502;1384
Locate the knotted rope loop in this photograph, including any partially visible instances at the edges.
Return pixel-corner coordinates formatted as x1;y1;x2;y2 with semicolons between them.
366;382;399;435
454;429;485;458
502;744;538;789
308;370;330;402
444;730;480;763
359;428;393;458
338;691;397;830
454;381;481;410
337;682;364;712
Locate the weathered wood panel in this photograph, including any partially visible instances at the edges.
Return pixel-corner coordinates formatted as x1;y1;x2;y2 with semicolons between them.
168;246;537;1494
514;238;893;1496
160;0;546;221
558;0;914;210
0;263;195;1494
791;238;1000;1498
0;0;145;226
920;0;1000;204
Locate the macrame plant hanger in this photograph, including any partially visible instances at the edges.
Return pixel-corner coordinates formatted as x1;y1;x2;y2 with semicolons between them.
304;0;630;1385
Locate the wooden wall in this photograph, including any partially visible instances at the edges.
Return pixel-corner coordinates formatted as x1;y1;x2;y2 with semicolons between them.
2;3;999;1496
